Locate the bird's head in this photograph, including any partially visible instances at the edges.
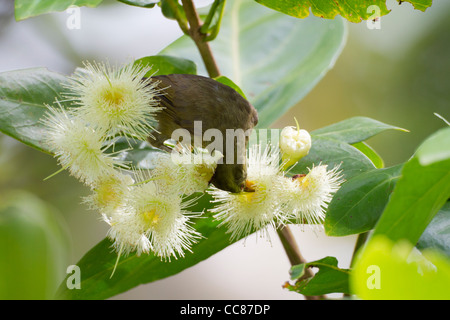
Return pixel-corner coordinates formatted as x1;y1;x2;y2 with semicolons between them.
210;163;247;193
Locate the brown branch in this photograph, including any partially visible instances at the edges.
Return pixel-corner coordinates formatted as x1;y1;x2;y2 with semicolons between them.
180;0;221;78
277;225;325;300
350;231;369;267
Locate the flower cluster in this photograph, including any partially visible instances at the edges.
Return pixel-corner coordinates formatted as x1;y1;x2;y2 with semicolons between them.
41;61;222;263
208;143;344;242
41;60;345;266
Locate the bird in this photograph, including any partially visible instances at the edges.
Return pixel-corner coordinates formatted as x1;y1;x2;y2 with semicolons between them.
146;74;258;193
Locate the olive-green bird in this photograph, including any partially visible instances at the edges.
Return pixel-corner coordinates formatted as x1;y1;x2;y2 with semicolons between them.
146;74;258;193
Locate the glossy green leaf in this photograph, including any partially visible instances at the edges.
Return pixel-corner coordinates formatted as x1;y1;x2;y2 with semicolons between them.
0;191;69;299
0;68;71;154
14;0;103;21
254;0;432;23
118;0;159;8
417;202;450;257
214;75;247;99
416;126;450;166
325;165;402;237
134;55;197;77
352;141;384;169
285;256;350;295
371;128;450;244
311;116;408;145
351;235;450;299
160;0;347;127
372;157;450;245
160;0;185;21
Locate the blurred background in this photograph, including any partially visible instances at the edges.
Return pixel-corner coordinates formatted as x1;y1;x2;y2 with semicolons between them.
0;0;449;299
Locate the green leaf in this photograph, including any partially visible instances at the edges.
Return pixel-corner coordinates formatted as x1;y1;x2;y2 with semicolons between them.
311;116;408;145
416;126;450;166
417;202;450;257
160;0;185;21
325;165;402;237
372;157;450;245
350;235;450;299
285;256;350;295
405;0;434;12
352;141;384;169
0;68;71;154
254;0;432;23
213;75;247;99
290;135;376;181
118;0;159;8
14;0;103;21
0;190;70;299
134;55;197;77
160;0;347;127
372;128;450;245
289;264;306;280
200;0;226;41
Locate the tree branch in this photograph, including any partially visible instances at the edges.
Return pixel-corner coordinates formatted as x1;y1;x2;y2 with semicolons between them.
180;0;221;78
277;225;325;300
350;231;369;267
343;232;369;298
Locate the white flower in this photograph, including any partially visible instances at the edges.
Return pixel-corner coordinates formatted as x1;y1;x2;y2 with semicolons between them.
63;61;162;141
282;164;344;225
106;180;202;260
106;207;153;257
208;144;287;241
41;104;121;186
280;118;311;169
83;172;134;217
149;147;223;195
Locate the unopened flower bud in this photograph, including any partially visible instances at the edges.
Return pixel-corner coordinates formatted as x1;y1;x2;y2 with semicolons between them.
280;118;311;169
